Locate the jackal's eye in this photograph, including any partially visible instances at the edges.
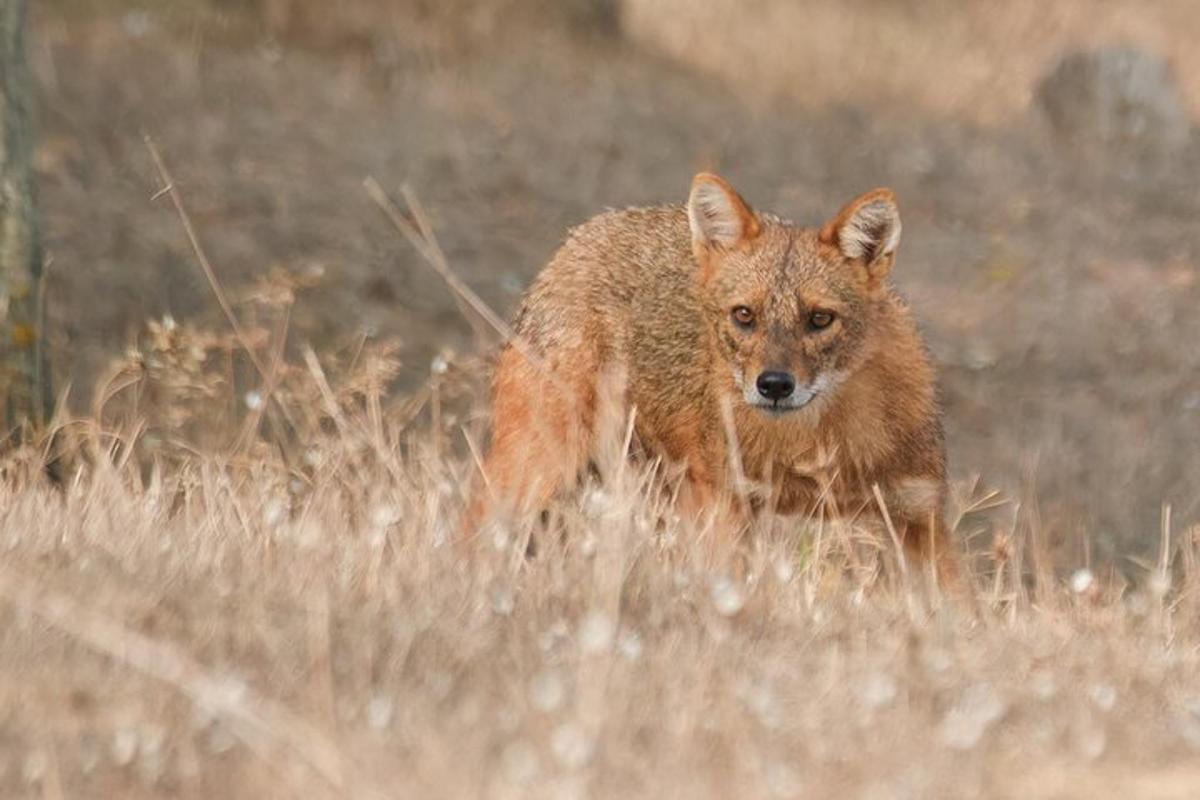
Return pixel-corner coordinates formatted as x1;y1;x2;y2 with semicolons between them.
809;310;835;330
731;306;755;328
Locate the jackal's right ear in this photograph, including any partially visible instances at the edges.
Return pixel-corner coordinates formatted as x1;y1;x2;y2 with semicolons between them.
820;188;901;288
687;173;760;262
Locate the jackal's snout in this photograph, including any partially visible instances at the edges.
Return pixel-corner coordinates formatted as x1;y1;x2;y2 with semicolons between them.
755;370;795;401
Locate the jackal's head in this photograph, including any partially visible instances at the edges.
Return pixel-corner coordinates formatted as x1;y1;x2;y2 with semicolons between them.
687;172;901;418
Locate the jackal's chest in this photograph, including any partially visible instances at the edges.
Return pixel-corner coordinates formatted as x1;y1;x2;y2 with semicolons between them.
738;449;873;519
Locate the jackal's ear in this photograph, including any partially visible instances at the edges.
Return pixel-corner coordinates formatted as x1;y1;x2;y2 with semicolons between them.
687;173;760;259
820;188;901;286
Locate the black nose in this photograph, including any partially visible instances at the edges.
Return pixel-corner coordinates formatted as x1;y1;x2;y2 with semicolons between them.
756;371;796;401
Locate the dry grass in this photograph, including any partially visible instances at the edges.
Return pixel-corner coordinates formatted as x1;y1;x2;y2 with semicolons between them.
3;353;1200;798
3;181;1200;799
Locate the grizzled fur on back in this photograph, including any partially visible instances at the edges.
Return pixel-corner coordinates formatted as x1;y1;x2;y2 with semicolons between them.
469;173;955;579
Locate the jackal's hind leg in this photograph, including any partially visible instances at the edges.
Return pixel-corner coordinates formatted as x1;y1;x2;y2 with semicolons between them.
462;346;596;545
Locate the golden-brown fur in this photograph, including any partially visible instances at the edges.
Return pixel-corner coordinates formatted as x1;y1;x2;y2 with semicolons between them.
467;173;956;577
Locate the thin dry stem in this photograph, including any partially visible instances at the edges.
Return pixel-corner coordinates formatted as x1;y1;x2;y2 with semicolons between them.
144;135;271;383
871;482;909;582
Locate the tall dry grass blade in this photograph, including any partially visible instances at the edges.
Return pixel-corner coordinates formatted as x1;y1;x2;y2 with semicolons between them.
364;177;513;344
399;184;492;349
460;426;490;491
1156;503;1174;633
143;135;270;383
871;482;910;587
1020;460;1055;609
429;368;443;462
1007;501;1026;622
230;301;292;456
616;404;638;487
302;346;349;436
1159;503;1173;578
364;177;576;405
717;395;748;507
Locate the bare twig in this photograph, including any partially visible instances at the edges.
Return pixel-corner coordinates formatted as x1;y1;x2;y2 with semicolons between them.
363;177;565;395
399;184;492;348
143;135;270;382
365;178;511;338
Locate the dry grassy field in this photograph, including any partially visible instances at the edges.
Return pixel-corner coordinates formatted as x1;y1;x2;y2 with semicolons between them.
3;1;1200;797
3;388;1200;799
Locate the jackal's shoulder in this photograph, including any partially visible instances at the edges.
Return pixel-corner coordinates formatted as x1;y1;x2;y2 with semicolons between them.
521;205;698;309
558;204;691;259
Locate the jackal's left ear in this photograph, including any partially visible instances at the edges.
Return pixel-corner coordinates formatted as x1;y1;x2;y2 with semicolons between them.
688;173;761;259
820;188;901;286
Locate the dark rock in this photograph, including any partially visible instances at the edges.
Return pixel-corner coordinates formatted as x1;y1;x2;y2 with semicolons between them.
1036;47;1193;157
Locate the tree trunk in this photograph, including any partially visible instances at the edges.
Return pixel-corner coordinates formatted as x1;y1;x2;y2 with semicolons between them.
0;0;48;434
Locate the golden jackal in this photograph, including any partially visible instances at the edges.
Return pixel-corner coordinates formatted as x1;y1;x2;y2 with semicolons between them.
470;173;954;573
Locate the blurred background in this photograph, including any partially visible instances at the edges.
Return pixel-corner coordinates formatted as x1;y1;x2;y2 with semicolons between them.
30;0;1200;558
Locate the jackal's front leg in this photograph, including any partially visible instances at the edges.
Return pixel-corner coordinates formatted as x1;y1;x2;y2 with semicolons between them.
673;457;749;565
889;476;963;590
